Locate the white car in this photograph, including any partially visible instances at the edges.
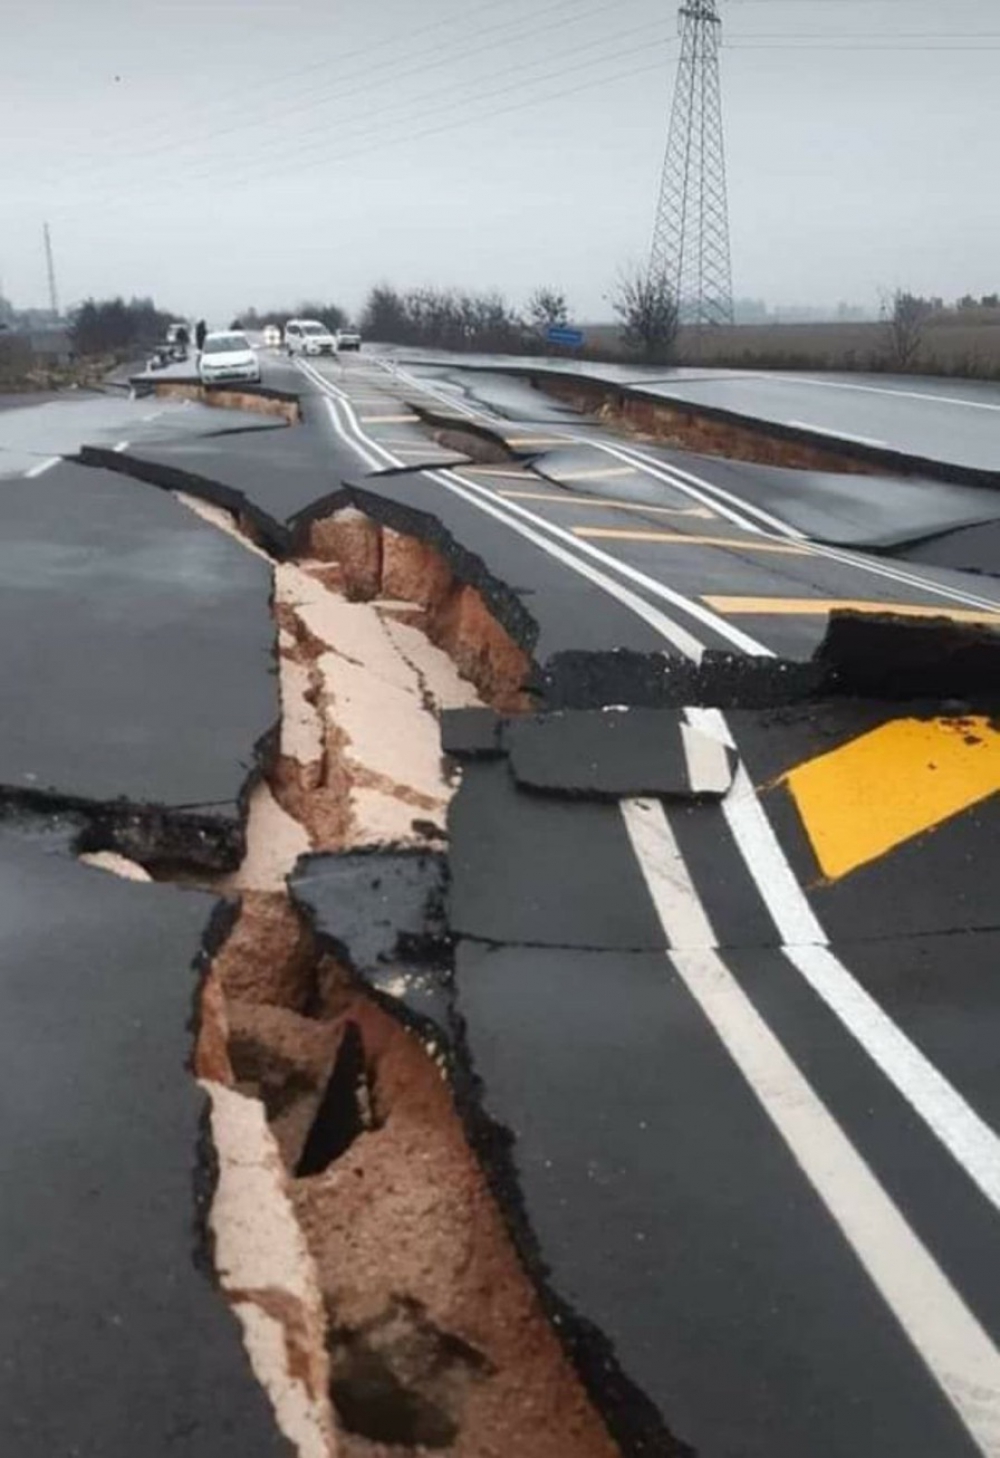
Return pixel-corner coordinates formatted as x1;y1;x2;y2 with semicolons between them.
198;331;261;385
284;319;338;357
262;324;281;348
337;328;362;352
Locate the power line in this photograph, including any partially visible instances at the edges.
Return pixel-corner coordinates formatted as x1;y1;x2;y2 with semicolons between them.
39;0;639;191
50;47;677;231
48;29;676;217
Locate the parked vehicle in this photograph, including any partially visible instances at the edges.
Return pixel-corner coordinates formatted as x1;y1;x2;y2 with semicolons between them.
284;318;338;357
198;331;261;385
336;328;362;352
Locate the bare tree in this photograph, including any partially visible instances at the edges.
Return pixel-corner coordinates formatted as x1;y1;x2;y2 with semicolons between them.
612;267;678;364
527;287;569;333
881;289;933;371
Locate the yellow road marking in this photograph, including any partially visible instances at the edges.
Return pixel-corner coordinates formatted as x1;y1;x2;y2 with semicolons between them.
703;597;1000;624
461;467;537;480
547;466;638;481
573;529;809;555
500;491;713;519
779;717;1000;882
359;413;420;424
507;436;574;447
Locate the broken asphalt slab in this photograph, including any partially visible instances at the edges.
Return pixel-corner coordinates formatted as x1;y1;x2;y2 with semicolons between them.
447;760;667;950
0;461;276;867
0;394;286;480
0;822;292;1457
80;425;352;556
452;940;987;1458
503;708;736;798
290;849;452;1034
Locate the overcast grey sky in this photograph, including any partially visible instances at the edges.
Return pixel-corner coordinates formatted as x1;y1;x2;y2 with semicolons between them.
2;0;998;321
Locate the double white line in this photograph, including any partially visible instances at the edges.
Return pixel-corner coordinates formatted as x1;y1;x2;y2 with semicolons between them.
300;355;1000;1452
385;356;1000;617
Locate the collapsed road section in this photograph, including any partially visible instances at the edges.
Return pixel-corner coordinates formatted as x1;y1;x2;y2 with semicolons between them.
2;357;1000;1458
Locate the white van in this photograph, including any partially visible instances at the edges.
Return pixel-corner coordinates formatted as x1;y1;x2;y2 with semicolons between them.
284;319;338;357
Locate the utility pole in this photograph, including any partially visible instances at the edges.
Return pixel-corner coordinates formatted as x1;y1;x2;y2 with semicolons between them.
43;222;60;319
650;0;734;330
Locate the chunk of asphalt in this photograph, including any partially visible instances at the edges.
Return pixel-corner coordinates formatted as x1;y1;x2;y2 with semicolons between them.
290;850;453;1034
0;462;276;869
440;707;504;759
453;939;983;1458
817;611;1000;700
0;823;292;1457
505;708;737;799
79;422;354;558
447;760;666;951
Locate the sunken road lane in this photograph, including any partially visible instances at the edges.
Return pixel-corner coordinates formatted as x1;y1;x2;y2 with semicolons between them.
295;349;1000;1458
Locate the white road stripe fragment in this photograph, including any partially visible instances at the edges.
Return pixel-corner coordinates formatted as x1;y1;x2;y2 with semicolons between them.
25;456;60;478
680;722;734;796
623;797;1000;1456
685;705;1000;1217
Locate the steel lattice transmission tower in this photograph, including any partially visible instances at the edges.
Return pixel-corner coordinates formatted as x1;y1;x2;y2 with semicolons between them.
650;0;734;328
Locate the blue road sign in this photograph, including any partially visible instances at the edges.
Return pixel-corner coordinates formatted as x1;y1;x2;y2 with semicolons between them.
546;325;585;348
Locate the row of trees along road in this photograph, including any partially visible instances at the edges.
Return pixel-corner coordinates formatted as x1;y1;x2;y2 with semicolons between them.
69;297;179;356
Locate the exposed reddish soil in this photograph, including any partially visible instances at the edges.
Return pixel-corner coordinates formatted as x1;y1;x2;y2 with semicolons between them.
307;512;533;714
539;375;874;474
151;380;300;423
202;899;619;1458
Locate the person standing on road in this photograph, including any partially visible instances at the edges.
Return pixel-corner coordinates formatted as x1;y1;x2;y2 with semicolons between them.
195;319;207;352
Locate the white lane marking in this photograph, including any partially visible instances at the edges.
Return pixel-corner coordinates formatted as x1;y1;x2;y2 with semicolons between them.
323;356;1000;1220
624;798;1000;1456
671;952;1000;1454
681;722;734;796
685;705;1000;1218
384;360;1000;615
772;374;1000;415
787;419;889;449
302;361;745;660
25;455;60;478
304;364;772;659
310;373;709;661
787;943;1000;1210
621;799;717;948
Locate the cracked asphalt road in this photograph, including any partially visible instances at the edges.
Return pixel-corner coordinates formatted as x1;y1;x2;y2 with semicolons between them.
1;353;999;1458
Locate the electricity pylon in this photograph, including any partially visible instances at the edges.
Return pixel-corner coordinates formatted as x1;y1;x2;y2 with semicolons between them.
649;0;734;328
43;222;60;319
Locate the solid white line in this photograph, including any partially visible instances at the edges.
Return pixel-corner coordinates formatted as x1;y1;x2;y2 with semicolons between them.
621;799;717;948
25;455;60;478
624;799;1000;1455
307;369;709;660
336;352;1000;1218
301;358;763;661
668;947;1000;1457
680;722;734;796
771;373;1000;415
384;360;1000;614
302;364;771;658
685;705;1000;1217
786;943;1000;1210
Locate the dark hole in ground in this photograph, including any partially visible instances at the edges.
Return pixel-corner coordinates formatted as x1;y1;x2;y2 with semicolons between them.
296;1021;371;1177
328;1297;493;1449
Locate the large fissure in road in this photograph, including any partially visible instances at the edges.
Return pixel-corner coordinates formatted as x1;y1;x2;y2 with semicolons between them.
164;494;622;1458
